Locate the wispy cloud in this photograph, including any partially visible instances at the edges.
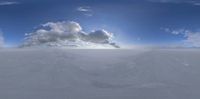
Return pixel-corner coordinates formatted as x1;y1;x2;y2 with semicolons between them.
188;1;200;6
77;6;91;12
164;28;200;47
77;6;93;17
148;0;200;6
0;1;19;6
148;0;179;3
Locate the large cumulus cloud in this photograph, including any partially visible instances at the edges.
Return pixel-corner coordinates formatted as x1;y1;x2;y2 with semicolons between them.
22;21;119;48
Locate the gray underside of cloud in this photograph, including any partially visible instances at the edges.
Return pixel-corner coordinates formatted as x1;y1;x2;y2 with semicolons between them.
21;21;120;48
0;33;4;48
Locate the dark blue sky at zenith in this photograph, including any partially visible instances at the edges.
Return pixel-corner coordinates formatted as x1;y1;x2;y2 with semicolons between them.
1;0;200;47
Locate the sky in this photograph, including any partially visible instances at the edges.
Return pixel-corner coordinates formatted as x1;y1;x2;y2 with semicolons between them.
0;0;200;48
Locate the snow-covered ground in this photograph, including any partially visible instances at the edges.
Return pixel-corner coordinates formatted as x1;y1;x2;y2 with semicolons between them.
0;48;200;99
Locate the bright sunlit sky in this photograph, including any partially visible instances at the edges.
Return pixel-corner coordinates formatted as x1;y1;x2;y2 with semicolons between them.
1;0;200;47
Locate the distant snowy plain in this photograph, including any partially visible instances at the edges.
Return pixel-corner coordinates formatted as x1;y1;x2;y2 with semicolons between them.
0;48;200;99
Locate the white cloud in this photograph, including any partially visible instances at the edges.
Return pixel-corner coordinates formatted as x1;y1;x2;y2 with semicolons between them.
164;28;200;47
77;6;93;17
77;6;91;12
22;21;119;48
184;32;200;47
163;28;189;35
0;32;4;48
0;1;19;6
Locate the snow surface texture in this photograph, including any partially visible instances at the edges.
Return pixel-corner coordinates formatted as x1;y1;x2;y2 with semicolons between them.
0;48;200;99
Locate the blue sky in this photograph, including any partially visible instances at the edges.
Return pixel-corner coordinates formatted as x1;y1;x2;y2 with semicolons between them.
0;0;200;47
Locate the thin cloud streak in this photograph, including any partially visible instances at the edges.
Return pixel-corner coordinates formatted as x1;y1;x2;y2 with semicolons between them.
77;6;91;12
0;1;19;6
77;6;93;17
148;0;200;6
